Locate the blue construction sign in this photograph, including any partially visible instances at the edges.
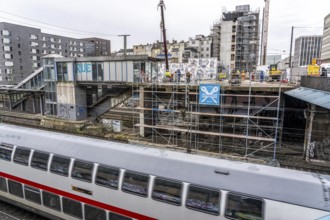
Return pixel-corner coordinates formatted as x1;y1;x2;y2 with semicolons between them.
199;84;220;106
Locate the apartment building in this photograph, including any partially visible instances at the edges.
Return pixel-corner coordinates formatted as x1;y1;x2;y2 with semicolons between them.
0;22;110;84
211;5;260;72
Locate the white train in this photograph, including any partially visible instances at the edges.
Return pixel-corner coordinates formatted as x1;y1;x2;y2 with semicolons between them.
0;124;329;220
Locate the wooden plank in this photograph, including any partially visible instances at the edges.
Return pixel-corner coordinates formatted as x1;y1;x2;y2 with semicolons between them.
135;124;275;142
135;107;277;120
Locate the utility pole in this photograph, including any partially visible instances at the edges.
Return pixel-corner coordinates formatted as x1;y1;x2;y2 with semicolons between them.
118;34;130;56
158;0;169;71
288;26;294;68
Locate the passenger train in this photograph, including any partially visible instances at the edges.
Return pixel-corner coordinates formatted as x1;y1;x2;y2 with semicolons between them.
0;124;329;220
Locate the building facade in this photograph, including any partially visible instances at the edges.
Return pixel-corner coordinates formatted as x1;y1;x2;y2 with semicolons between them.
211;5;260;73
81;37;111;56
321;13;330;63
292;35;322;67
0;22;110;84
266;55;282;65
133;36;211;64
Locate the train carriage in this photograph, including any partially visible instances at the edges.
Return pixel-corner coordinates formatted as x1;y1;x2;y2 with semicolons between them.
0;124;329;220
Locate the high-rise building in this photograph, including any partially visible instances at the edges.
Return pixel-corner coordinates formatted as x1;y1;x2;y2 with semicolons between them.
321;13;330;63
292;35;322;67
0;22;110;84
211;5;260;72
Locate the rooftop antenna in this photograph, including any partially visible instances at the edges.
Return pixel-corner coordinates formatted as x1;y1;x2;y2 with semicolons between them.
158;0;169;71
118;34;130;56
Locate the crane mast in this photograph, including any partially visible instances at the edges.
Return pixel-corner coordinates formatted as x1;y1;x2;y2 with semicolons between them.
260;0;270;65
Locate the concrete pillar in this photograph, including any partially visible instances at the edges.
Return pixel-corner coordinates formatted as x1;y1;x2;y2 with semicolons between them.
8;94;12;110
139;86;145;137
304;104;316;162
40;95;44;115
32;95;36;113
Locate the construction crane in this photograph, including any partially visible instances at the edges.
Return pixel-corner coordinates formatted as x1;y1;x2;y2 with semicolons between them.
158;0;169;72
260;0;270;65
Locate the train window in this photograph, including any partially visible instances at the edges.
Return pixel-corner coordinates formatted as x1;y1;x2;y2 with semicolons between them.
122;171;149;197
225;193;263;220
71;160;93;182
186;184;220;215
24;185;41;204
13;147;31;166
152;177;182;206
95;165;120;189
31;151;49;171
62;197;83;219
85;204;106;220
8;180;23;198
109;212;132;220
43;191;61;211
0;177;7;192
0;143;13;161
50;155;70;176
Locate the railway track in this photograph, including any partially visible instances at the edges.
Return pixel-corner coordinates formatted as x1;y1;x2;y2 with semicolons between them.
0;200;48;220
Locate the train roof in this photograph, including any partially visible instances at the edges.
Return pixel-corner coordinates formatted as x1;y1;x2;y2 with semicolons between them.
1;124;330;211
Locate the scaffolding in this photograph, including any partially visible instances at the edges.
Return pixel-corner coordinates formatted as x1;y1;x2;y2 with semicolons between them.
135;76;287;161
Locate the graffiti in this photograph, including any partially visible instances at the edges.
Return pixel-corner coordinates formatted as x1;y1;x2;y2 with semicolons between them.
57;95;67;104
157;58;218;83
309;138;330;160
58;104;75;120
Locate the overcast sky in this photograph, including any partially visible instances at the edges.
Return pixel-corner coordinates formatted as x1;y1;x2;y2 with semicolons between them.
1;0;329;56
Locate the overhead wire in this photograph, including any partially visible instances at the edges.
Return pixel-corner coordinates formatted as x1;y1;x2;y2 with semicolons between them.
0;9;118;37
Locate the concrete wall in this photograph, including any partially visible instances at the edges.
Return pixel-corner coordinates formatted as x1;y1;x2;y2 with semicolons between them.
301;76;330;92
57;82;86;121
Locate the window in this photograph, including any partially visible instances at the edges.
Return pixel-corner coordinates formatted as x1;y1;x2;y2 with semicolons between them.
2;38;11;44
4;54;12;59
95;165;120;189
8;180;23;198
50;155;70;176
109;213;132;220
3;46;12;51
186;185;220;215
30;41;38;47
5;61;13;66
85;204;106;220
13;147;30;165
62;197;83;219
30;34;38;40
225;193;263;220
122;171;149;197
0;177;7;192
71;160;93;182
152;177;182;205
43;191;61;211
2;30;10;36
31;151;49;171
24;185;41;204
56;62;68;82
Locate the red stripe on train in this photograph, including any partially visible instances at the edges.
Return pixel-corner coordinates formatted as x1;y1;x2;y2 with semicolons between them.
0;172;156;220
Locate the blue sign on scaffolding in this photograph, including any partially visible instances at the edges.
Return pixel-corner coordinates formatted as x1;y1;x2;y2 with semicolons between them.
199;84;220;106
